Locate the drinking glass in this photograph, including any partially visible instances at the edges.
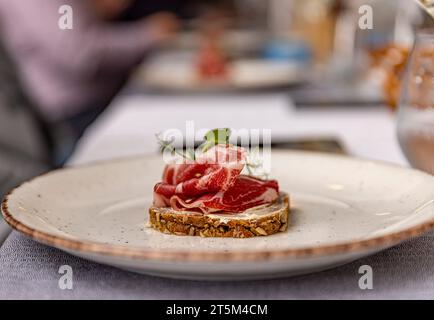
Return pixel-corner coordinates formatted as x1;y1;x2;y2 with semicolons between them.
397;30;434;174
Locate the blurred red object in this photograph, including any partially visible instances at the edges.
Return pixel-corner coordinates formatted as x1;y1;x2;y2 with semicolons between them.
195;8;230;80
197;37;228;79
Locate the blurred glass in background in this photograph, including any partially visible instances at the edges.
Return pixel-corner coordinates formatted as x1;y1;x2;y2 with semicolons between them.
398;30;434;174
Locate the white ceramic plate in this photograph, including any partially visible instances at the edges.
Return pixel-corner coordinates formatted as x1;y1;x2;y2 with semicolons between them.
2;151;434;280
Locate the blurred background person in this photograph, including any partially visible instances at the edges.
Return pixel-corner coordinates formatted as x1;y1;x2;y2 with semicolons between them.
0;0;178;165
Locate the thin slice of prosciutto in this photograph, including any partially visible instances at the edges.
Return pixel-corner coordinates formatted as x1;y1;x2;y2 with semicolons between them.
153;144;279;214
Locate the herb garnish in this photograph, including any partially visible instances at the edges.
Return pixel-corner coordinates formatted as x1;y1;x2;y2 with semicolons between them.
156;128;268;178
200;128;232;152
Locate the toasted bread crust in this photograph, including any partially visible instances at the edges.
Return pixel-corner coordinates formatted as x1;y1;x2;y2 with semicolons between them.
148;193;290;238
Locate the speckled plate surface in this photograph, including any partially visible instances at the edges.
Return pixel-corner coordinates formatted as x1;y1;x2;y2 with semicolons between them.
2;151;434;280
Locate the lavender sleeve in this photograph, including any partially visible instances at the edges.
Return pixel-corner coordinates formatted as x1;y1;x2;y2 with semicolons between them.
5;0;158;78
47;22;157;77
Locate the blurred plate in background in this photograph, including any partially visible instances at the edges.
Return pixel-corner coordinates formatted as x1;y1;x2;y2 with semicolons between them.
133;31;311;92
137;55;308;92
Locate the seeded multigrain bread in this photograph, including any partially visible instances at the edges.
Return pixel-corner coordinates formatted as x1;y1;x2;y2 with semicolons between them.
148;193;290;238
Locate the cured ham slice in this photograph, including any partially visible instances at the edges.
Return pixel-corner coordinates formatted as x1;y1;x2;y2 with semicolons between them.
153;144;279;214
162;144;245;195
169;175;279;214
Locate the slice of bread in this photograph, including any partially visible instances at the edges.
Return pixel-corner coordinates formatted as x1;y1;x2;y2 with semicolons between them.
148;193;290;238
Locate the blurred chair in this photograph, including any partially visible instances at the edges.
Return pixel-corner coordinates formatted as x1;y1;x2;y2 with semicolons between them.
0;41;55;240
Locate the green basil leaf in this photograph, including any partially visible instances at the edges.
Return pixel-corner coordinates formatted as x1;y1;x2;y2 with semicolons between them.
204;128;231;144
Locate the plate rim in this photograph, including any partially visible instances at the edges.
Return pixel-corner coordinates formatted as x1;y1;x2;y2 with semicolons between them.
2;152;434;262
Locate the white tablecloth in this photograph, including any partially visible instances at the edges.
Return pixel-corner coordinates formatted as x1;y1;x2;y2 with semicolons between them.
69;93;406;165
